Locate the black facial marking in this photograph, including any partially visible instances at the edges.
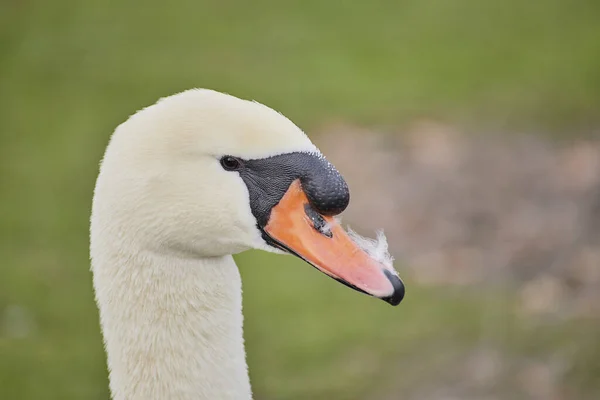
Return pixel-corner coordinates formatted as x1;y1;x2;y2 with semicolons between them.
222;151;349;228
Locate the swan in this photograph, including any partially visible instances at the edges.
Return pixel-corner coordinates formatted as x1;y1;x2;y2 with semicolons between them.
90;89;405;400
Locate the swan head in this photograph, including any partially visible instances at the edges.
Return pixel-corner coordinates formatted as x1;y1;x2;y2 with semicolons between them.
93;89;404;306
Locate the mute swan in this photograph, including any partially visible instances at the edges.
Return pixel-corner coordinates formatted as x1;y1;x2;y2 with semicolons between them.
90;89;405;400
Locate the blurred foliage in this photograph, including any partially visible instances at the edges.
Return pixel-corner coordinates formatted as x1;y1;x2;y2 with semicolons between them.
1;0;599;399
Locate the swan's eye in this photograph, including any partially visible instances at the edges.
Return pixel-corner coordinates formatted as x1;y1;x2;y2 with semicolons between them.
220;156;242;171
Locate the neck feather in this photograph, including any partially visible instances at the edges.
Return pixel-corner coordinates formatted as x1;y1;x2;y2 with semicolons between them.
91;242;252;400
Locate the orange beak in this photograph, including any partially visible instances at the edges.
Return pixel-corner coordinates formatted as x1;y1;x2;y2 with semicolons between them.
263;180;405;305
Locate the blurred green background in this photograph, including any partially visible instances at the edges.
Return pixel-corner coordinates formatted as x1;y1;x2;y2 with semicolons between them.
1;0;600;399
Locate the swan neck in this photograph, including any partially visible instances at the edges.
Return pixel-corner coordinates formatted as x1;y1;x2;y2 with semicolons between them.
91;248;252;400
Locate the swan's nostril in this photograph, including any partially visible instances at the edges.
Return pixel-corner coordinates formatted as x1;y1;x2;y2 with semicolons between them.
304;204;333;238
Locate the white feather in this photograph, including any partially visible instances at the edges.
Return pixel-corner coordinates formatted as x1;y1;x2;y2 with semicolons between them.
346;227;395;270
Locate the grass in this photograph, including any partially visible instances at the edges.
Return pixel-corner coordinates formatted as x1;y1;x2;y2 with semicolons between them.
1;0;600;398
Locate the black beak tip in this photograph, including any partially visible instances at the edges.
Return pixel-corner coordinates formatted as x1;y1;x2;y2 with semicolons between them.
381;269;405;306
